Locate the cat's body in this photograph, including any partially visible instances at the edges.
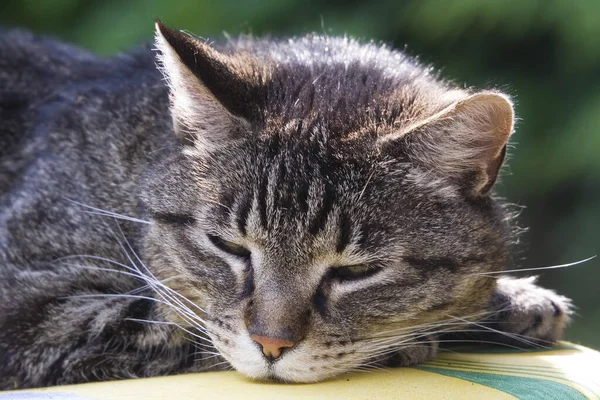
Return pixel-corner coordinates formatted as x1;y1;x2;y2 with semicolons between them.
0;24;571;389
0;29;194;387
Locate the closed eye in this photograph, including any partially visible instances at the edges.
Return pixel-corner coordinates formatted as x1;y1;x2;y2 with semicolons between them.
207;234;251;259
330;264;381;282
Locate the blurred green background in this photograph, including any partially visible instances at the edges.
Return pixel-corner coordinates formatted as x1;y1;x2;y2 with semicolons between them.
1;0;598;348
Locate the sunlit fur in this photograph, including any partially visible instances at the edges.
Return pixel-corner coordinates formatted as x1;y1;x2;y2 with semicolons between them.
0;25;572;389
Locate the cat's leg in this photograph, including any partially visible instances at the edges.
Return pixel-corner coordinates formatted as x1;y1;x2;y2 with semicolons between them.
445;276;573;347
384;338;439;367
0;296;177;389
385;277;572;367
0;268;219;389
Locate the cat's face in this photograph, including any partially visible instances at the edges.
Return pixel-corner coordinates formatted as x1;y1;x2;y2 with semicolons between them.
142;23;514;382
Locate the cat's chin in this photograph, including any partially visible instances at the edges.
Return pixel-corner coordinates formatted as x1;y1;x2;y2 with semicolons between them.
232;360;340;384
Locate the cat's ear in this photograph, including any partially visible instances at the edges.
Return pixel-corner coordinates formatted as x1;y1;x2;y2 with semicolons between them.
382;92;514;197
154;21;261;150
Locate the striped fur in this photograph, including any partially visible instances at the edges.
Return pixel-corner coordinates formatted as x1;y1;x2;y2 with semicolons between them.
0;24;571;388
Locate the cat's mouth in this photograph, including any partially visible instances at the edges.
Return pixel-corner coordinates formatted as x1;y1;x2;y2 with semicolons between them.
212;332;362;383
256;367;290;384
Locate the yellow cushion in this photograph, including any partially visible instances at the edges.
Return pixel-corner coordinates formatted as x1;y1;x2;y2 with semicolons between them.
4;342;600;399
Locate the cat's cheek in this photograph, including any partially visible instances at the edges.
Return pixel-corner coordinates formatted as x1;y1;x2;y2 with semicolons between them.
214;334;271;379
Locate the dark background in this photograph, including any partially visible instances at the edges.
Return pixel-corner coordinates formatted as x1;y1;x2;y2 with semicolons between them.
2;1;598;348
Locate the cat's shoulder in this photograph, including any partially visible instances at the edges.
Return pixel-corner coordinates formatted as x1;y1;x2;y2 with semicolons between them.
0;27;99;84
0;28;157;98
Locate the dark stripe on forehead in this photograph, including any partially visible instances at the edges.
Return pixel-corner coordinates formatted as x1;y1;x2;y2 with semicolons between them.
236;195;252;236
308;182;335;235
297;179;310;214
274;158;294;212
336;211;352;253
257;174;269;230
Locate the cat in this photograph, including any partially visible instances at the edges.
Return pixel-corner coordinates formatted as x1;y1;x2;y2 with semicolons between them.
0;21;572;389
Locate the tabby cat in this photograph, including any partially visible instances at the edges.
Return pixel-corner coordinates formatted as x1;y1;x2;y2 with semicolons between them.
0;22;571;389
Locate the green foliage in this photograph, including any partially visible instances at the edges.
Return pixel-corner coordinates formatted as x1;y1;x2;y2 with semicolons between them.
1;0;598;348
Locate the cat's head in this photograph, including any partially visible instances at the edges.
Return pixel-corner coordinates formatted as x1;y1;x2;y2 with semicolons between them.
142;22;515;382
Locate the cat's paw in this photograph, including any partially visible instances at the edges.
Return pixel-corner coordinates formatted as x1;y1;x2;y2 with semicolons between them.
489;276;573;344
384;339;438;367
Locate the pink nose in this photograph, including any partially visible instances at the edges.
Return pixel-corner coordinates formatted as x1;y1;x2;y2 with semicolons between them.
250;334;295;360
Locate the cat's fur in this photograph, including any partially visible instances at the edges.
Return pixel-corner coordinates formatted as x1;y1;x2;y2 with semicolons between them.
0;22;572;389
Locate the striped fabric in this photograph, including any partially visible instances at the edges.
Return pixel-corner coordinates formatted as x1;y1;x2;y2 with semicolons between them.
4;342;600;400
417;343;600;399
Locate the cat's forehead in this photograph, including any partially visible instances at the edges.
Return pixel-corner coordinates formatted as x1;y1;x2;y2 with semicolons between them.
223;35;452;138
210;142;410;247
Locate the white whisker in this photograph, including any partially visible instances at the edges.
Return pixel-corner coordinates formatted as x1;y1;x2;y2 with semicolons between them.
125;317;212;343
65;198;150;224
445;314;542;348
477;256;596;275
82;211;151;225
